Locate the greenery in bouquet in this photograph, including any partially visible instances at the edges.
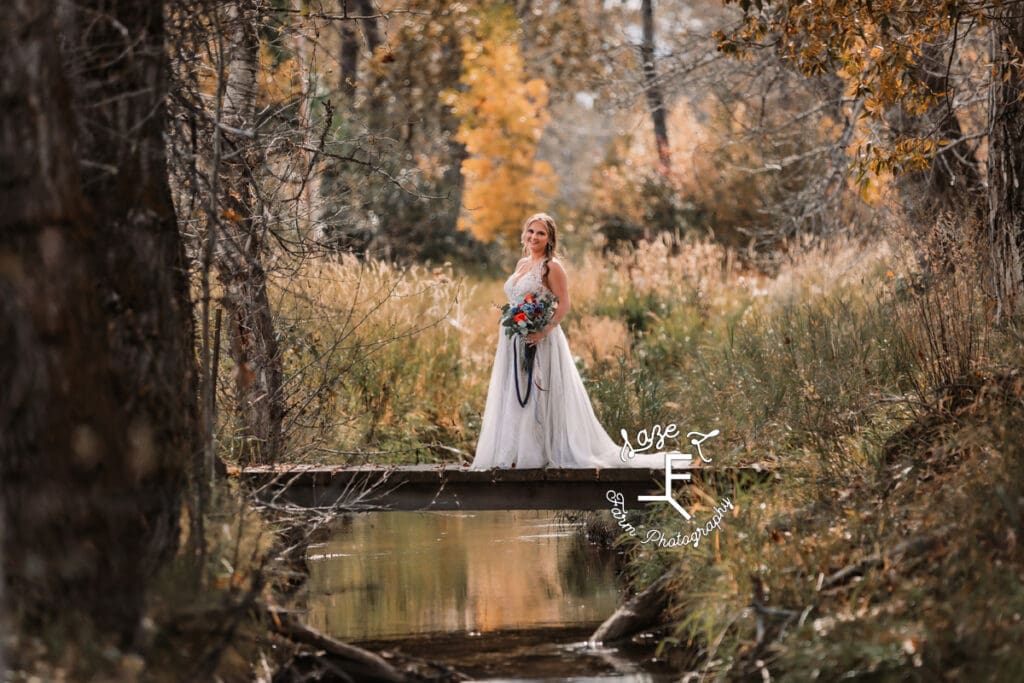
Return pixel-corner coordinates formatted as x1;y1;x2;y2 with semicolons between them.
500;292;558;339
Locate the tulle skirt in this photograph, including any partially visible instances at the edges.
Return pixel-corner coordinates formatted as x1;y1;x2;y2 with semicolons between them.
471;324;652;469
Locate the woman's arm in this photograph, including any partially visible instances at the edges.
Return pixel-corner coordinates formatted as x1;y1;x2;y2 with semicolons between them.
526;260;570;345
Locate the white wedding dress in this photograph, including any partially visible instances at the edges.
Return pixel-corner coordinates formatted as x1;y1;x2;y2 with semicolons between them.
471;259;661;469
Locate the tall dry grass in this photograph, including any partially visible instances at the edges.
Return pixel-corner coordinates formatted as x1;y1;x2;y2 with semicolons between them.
260;221;1013;484
262;231;921;467
614;220;1024;679
269;254;474;463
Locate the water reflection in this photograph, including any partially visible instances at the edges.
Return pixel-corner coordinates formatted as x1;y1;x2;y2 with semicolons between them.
305;510;623;641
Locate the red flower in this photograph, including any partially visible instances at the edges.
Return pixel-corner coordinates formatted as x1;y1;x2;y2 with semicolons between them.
514;312;527;323
524;293;535;303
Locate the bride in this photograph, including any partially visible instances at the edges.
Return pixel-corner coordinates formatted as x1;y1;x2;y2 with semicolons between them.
471;213;660;470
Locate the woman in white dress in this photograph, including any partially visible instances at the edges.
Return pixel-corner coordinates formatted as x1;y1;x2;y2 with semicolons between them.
471;213;658;469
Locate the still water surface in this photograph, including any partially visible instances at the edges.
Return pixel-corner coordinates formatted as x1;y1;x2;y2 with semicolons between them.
304;510;677;680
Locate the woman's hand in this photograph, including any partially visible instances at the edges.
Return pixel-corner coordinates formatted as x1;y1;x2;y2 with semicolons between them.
525;328;548;346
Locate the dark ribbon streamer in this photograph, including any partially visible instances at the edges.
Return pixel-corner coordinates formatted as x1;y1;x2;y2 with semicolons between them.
513;336;537;407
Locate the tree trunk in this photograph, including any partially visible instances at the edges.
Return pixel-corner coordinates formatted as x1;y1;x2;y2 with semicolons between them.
640;0;671;176
889;41;983;224
987;10;1024;320
218;0;285;464
355;0;382;54
339;0;359;98
292;0;320;235
1;0;195;642
338;0;380;100
358;0;389;137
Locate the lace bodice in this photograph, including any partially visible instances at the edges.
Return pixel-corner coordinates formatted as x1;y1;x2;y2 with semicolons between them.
504;259;552;304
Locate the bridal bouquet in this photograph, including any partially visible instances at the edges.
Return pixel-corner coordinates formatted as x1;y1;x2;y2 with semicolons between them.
499;292;558;406
499;292;558;340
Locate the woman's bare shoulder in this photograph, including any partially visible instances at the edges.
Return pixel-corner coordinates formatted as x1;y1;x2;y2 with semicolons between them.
546;258;568;275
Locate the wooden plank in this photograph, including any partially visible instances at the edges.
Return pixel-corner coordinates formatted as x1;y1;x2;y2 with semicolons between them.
239;464;775;511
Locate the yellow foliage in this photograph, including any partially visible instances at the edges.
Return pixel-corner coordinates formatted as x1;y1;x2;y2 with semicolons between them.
717;0;986;178
584;96;790;245
441;7;557;244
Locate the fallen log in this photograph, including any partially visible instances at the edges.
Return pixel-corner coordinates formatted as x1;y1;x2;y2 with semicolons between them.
589;570;674;644
267;606;407;683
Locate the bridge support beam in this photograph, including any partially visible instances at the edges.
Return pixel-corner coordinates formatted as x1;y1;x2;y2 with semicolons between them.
240;465;774;512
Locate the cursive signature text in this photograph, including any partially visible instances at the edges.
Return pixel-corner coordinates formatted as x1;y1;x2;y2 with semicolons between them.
619;423;720;463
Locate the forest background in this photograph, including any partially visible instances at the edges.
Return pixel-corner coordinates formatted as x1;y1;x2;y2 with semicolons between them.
3;0;1024;679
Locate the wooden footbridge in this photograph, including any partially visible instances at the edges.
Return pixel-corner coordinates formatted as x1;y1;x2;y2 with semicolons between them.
239;464;776;511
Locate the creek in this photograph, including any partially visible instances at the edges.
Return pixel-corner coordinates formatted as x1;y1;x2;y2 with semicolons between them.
304;510;677;681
